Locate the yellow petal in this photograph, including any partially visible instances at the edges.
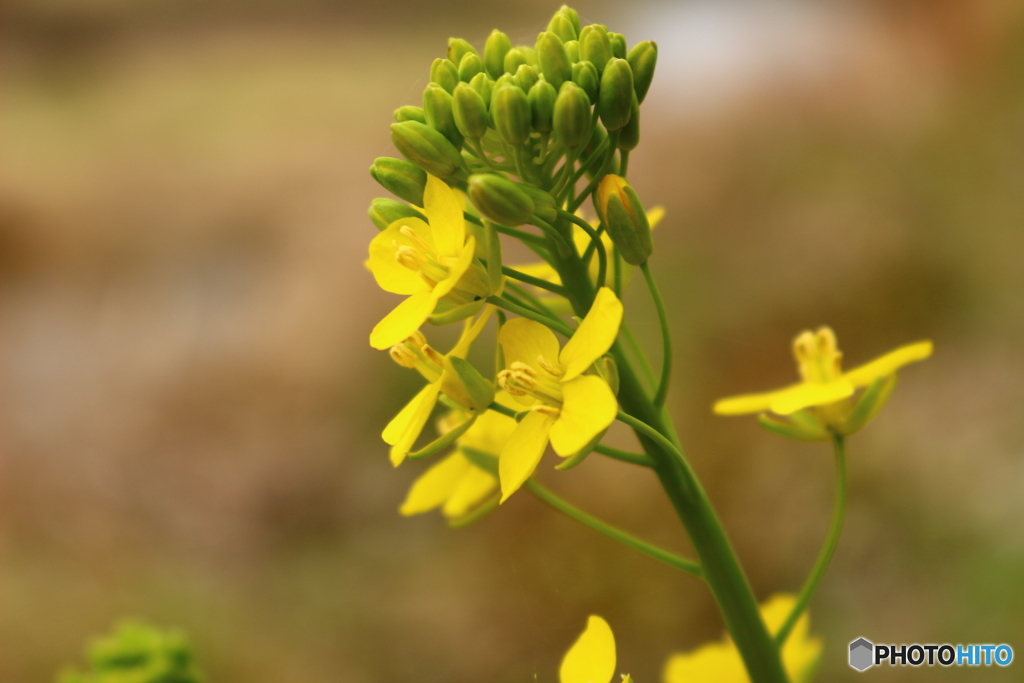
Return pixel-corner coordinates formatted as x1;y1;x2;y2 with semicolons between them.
399;452;471;516
459;397;518;455
769;380;855;415
647;205;665;229
559;287;623;381
432;235;477;300
498;410;555;502
759;594;823;683
499;318;562;405
714;385;796;416
549;375;617;456
663;642;746;683
382;384;439;466
367;217;435;295
559;615;616;683
423;174;465;258
841;340;933;388
449;305;493;359
370;291;438;350
441;464;497;518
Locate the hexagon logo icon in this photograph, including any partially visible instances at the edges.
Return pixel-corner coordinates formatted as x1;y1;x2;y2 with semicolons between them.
849;637;874;671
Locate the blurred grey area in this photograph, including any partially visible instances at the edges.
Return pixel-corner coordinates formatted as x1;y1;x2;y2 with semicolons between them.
1;0;1023;681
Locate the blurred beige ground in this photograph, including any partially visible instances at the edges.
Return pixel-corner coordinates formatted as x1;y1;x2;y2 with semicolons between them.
1;0;1023;681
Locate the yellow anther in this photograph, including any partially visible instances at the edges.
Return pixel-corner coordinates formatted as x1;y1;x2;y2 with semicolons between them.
531;405;561;417
395;245;427;272
497;369;528;396
793;326;843;384
389;344;419;368
406;330;428;349
537;354;564;377
399;225;432;253
423;345;445;367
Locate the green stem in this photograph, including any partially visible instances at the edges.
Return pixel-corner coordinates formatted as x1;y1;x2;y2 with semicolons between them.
619;149;630;177
525;480;703;579
640;262;672;409
621;322;656;392
464;212;548;249
568;131;620;214
502;266;567;296
594;444;655;467
775;434;848;646
560;210;606;293
505;282;560;322
486;296;574;337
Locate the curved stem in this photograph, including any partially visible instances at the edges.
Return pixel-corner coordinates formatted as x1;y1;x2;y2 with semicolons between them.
486;296;573;337
560;210;606;292
594;444;655;468
504;282;560;322
525;480;702;579
775;433;848;646
464;212;548;248
502;266;567;296
640;262;672;409
619;149;630;177
615;410;683;462
621;322;656;392
568;130;620;214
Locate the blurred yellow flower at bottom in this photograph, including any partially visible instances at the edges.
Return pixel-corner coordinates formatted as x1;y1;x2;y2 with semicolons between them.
663;595;821;683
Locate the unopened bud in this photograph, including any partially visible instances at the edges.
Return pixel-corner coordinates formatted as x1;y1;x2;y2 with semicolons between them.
394;105;426;124
369;198;427;231
370;157;427;205
423;83;463;148
453;83;489;140
519;184;557;224
503;48;528;75
598;58;633;131
484;29;512;79
617;91;640;151
627;40;657;104
390;121;463;178
467;174;535;227
448;38;477;67
491;85;530;145
430;58;459;94
553;81;592;148
516;45;538;67
579;25;613;74
596;174;652;265
564;39;580;63
458;53;483;82
442;356;495;412
547;11;577;42
571;60;599;102
608;32;627;59
514;64;539;93
528;79;557;134
557;5;582;35
468;72;493;105
536;31;572;91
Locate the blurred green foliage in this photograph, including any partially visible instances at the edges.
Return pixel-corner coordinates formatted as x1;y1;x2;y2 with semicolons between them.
58;621;202;683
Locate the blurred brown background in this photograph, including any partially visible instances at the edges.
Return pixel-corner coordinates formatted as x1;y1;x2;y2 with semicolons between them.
1;0;1022;680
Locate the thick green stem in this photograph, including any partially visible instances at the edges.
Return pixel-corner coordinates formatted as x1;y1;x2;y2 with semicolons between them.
525;480;702;579
775;434;848;646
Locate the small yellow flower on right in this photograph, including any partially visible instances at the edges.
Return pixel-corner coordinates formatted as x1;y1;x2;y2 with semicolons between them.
713;327;932;440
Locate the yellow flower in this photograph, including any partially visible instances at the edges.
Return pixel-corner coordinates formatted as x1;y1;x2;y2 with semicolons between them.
713;327;932;438
511;207;665;291
496;287;622;502
663;594;822;683
398;392;518;519
382;309;493;467
367;174;492;350
561;615;630;683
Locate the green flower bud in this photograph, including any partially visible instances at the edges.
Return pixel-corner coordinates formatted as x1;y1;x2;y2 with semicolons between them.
557;5;582;34
468;72;493;106
369;198;427;231
468;173;535;226
458;52;484;82
516;46;538;67
547;13;577;43
394;105;427;124
453;83;489;140
572;60;600;102
389;121;463;178
579;25;613;74
609;32;627;59
579;122;607;179
503;48;527;75
627;40;658;103
528;79;557;134
514;64;539;93
519;184;558;224
564;39;580;63
442;356;495;413
596;174;652;265
369;156;427;204
494;73;517;91
553;81;592;148
617;91;640;151
484;29;512;79
448;37;477;67
430;57;459;94
491;85;530;145
598;58;634;131
423;83;463;148
535;31;572;91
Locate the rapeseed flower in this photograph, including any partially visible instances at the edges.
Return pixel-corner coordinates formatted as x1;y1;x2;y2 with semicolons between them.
496;287;622;501
663;594;821;683
383;309;493;466
713;327;932;439
368;174;493;349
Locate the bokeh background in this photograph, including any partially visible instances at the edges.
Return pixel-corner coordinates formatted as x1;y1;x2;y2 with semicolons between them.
2;0;1022;680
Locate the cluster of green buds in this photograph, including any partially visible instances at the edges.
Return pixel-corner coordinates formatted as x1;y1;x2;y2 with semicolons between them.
370;5;659;273
56;620;203;683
